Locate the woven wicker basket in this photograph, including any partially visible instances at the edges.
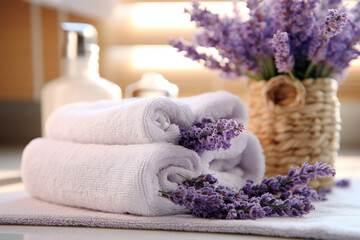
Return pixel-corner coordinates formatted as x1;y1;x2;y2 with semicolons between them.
247;75;341;189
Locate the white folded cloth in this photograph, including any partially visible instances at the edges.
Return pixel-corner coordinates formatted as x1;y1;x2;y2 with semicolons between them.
200;131;265;191
21;138;202;216
178;91;249;124
45;97;194;145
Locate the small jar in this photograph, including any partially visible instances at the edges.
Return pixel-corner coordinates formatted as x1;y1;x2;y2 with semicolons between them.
125;72;178;98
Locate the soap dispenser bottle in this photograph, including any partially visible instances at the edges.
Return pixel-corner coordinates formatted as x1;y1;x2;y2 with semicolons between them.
40;22;121;136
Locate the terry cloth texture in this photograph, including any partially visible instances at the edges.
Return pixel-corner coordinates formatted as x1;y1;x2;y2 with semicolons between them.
200;131;265;191
178;91;249;124
21;138;202;216
45;97;194;145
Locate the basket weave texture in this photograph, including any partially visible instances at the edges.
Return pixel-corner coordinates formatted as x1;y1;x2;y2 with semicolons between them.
247;76;341;189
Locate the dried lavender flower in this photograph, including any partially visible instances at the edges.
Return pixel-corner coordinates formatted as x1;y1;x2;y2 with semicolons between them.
179;118;245;154
241;162;335;198
317;187;331;201
324;3;360;77
270;31;295;73
307;9;349;63
328;0;343;9
161;174;267;219
185;0;220;29
170;38;232;72
293;186;322;201
274;0;318;48
160;163;335;220
320;9;348;38
336;179;350;188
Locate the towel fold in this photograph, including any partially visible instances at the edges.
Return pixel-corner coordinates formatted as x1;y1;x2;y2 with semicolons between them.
45;97;194;145
178;91;249;124
177;91;262;190
21;138;202;216
200;131;265;191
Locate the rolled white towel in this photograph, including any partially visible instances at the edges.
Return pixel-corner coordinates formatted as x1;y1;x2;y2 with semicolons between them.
21;138;202;216
200;131;265;191
178;91;248;124
45;97;194;145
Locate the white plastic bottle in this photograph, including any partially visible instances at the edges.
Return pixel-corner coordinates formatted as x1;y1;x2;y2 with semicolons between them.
41;22;121;136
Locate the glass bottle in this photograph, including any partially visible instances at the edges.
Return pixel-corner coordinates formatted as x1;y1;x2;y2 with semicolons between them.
40;22;121;136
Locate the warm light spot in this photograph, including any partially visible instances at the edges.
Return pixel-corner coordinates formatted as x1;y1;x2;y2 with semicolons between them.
350;58;360;67
131;45;202;70
130;2;248;29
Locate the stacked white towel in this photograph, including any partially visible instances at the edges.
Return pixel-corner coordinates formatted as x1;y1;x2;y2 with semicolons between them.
178;91;249;124
21;91;265;216
22;138;201;216
45;97;194;144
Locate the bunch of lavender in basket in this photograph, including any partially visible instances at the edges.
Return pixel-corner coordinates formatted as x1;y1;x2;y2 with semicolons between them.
160;162;335;219
170;0;360;82
179;118;245;154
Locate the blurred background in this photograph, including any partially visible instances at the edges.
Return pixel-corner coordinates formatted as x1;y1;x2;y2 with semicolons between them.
0;0;359;149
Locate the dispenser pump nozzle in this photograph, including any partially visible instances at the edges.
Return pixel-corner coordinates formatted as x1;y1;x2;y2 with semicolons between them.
61;22;99;59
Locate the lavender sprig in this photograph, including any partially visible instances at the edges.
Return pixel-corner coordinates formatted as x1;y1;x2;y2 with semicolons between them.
161;174;267;219
179;118;245;154
170;38;231;71
274;0;318;48
269;31;295;74
185;0;220;29
320;9;348;38
160;162;335;220
307;9;348;62
242;162;336;198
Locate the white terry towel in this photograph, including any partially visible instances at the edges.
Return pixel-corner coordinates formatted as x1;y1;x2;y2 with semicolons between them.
45;97;194;145
200;131;265;191
21;138;202;216
178;91;248;124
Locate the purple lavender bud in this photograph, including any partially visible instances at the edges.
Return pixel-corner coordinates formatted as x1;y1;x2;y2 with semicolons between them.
293;186;321;201
246;0;263;11
269;31;294;73
299;162;336;178
185;0;220;29
242;162;335;198
328;0;342;9
179;118;245;154
260;193;314;217
274;0;318;47
336;179;350;188
320;9;348;38
169;38;240;78
308;9;349;62
324;2;360;78
317;188;331;201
